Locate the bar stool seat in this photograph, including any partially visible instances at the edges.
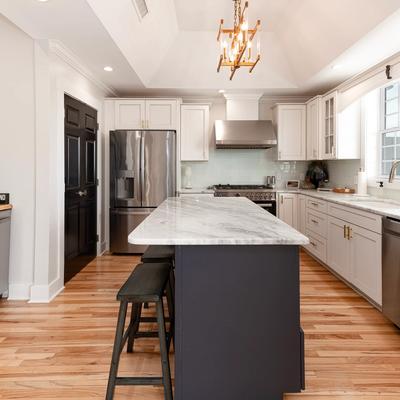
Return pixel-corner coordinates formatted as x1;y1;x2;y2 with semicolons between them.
106;262;174;400
141;245;175;263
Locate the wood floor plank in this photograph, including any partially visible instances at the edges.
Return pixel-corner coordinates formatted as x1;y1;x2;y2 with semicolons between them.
0;251;399;399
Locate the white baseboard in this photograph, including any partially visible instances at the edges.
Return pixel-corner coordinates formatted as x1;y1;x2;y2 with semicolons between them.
29;277;64;303
8;283;32;300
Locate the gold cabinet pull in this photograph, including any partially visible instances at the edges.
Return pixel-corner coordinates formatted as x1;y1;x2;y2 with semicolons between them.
343;225;347;239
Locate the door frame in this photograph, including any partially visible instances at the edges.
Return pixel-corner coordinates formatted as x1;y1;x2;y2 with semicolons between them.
55;82;104;289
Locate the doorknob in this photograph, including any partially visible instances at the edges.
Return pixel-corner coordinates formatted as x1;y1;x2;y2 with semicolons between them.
76;190;88;197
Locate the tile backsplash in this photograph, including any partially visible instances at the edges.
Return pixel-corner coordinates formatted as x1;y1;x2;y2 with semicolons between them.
181;146;308;189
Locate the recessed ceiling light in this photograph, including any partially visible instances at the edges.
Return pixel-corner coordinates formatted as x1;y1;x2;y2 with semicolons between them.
104;66;113;72
218;89;225;93
37;0;49;2
331;64;343;70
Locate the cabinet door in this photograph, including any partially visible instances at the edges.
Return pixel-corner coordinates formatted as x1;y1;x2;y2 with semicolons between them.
321;92;337;159
306;97;321;160
327;216;350;281
146;100;177;130
297;195;306;235
278;193;298;229
349;224;382;305
180;105;210;161
277;105;306;161
115;100;145;129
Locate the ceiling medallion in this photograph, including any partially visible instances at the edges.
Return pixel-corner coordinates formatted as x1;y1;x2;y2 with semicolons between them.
217;0;261;80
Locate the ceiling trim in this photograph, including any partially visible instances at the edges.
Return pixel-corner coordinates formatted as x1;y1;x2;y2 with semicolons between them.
49;40;118;96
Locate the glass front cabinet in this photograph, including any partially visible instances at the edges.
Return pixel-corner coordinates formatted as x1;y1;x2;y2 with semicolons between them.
321;91;337;159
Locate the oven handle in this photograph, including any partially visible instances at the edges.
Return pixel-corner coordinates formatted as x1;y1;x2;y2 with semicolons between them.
257;203;273;207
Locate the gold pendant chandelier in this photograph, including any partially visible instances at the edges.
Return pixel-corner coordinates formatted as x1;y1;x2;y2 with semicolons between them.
217;0;261;80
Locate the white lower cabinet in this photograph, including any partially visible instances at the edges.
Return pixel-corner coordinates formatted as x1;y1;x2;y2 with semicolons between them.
327;215;382;305
297;195;306;234
327;216;351;282
349;224;382;305
278;193;298;229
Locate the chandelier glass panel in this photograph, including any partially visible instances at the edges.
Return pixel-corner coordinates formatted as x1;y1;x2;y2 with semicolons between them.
217;0;261;80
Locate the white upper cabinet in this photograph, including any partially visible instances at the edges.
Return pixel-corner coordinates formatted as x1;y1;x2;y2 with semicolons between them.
146;100;177;130
180;104;210;161
115;100;146;129
273;104;306;161
321;92;337;159
306;96;322;160
321;91;361;160
114;99;178;130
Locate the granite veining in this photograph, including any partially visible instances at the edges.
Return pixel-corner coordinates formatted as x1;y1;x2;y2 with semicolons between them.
128;197;309;246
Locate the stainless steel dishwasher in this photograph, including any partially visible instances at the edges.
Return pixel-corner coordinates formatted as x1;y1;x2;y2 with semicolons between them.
0;209;11;298
382;217;400;328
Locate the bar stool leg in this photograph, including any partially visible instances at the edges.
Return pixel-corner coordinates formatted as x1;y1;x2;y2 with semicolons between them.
165;280;175;351
106;300;128;400
127;302;142;353
156;300;173;400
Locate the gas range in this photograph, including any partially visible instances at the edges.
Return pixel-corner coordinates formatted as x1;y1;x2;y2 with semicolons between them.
213;184;277;215
213;184;276;201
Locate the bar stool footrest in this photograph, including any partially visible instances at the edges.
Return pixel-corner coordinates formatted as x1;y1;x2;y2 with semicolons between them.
115;377;164;386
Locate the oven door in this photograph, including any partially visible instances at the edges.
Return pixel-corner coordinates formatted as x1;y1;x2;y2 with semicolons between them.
253;200;276;216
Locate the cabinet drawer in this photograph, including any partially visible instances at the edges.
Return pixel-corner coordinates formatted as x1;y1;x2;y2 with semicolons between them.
306;197;328;214
306;208;327;238
305;229;327;264
328;203;382;234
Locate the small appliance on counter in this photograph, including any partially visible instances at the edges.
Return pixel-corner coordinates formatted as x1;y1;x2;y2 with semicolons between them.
286;180;300;190
266;176;276;189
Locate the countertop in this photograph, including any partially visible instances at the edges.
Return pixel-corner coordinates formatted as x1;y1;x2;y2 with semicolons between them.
286;190;400;219
0;205;12;212
128;197;309;246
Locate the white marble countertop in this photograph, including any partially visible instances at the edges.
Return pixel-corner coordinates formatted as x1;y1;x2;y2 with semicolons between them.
128;197;309;245
288;189;400;219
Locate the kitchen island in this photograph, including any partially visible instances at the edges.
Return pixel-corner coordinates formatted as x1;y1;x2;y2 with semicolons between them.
129;196;309;400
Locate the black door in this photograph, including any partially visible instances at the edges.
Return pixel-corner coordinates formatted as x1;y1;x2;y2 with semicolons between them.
64;94;98;283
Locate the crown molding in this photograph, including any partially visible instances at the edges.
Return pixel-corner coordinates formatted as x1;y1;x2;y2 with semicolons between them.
223;92;264;101
49;40;118;97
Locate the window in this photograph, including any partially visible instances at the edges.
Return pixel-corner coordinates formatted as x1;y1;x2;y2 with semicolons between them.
380;82;400;176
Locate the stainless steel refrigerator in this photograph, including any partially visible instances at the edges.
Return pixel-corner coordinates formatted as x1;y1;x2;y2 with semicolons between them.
110;130;176;253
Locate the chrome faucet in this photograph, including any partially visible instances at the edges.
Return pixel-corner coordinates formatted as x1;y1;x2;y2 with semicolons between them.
389;160;400;183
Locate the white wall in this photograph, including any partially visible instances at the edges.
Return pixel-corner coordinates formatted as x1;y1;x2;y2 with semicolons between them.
0;15;108;301
0;15;36;299
181;98;309;189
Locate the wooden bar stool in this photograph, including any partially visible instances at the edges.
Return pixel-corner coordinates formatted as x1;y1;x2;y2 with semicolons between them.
141;245;175;309
106;262;174;400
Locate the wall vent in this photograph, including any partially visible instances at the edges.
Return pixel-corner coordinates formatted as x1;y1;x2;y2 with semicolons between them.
132;0;149;19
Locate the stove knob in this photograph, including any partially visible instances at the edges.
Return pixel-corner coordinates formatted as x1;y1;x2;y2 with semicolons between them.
235;193;241;197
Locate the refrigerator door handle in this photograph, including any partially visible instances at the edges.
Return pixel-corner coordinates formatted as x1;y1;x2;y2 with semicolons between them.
140;132;145;206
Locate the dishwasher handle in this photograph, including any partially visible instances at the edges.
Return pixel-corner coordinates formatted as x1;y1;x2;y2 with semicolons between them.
383;217;400;235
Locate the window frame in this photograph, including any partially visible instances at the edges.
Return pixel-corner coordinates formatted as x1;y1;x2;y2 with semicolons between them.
379;81;400;178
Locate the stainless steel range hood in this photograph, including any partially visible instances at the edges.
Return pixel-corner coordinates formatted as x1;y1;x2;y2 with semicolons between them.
215;120;277;149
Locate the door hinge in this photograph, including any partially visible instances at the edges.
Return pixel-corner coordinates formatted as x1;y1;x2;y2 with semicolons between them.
96;178;99;186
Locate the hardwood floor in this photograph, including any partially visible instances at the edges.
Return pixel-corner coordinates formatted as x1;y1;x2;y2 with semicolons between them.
0;251;399;399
